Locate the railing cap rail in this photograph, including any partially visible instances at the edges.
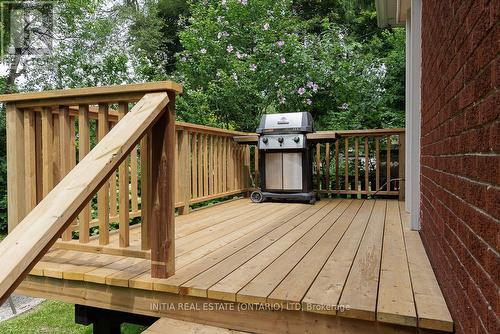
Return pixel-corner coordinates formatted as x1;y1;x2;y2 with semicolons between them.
0;81;182;104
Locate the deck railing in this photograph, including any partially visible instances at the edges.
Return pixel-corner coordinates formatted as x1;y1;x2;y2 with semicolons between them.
312;129;405;199
235;128;405;199
0;82;186;304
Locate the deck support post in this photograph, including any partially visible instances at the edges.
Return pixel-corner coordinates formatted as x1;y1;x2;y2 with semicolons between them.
6;103;26;232
75;304;157;334
150;92;176;278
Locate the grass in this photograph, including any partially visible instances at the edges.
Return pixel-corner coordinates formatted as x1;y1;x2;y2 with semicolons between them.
0;234;5;241
0;300;147;334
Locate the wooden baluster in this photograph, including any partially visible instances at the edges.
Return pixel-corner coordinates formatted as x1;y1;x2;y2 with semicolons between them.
231;139;234;191
78;105;91;243
244;144;250;192
97;103;110;245
109;163;118;218
118;103;129;247
203;134;208;196
52;113;60;186
140;130;151;250
131;145;139;212
58;106;72;241
107;120;117;229
222;137;227;192
68;115;77;236
209;135;214;195
254;145;259;188
236;144;241;190
213;136;219;194
69;116;76;170
325;143;330;192
197;133;203;197
24;109;36;212
399;133;406;200
174;130;179;205
387;135;391;191
218;137;223;194
6;104;26;232
335;140;339;193
376;137;380;191
354;137;359;195
191;132;198;199
365;137;369;195
150;93;175;278
35;113;42;203
344;137;349;191
239;145;244;190
178;130;190;215
316;143;321;191
41;107;53;198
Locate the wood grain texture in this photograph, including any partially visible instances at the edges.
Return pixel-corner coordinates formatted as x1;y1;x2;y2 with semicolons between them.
97;103;110;245
0;92;169;305
150;92;176;278
78;105;91;243
6;103;26;232
118;103;130;248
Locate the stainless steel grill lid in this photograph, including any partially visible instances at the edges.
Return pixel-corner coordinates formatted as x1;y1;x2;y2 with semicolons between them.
256;112;313;134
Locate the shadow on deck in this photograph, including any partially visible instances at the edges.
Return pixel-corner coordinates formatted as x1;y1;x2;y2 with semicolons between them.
19;198;452;334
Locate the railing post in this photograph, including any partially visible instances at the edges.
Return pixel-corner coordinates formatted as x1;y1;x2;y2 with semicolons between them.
150;92;176;278
6;103;26;232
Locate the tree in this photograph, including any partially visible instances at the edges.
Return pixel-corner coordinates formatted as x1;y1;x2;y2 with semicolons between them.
175;0;405;131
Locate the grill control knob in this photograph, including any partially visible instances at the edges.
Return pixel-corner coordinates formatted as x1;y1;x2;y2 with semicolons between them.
293;136;300;143
278;137;284;143
262;137;268;144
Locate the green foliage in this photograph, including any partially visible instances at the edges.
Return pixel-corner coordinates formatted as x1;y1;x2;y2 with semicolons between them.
175;0;405;131
21;1;133;91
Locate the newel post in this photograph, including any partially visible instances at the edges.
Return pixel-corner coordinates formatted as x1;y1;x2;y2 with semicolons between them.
6;103;26;232
150;91;176;278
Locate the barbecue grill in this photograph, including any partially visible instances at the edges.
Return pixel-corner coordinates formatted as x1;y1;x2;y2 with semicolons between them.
251;112;316;204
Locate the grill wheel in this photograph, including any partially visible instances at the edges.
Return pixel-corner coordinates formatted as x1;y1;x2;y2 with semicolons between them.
250;191;264;203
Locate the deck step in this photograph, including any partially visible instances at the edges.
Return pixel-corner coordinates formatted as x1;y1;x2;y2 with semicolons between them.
143;317;247;334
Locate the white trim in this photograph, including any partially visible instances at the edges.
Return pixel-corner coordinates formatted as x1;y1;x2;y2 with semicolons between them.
408;0;422;230
405;12;412;213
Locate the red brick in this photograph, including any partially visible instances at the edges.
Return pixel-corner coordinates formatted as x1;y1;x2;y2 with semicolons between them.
421;1;498;333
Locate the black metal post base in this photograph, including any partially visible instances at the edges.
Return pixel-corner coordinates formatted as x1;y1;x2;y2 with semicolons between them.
75;304;158;334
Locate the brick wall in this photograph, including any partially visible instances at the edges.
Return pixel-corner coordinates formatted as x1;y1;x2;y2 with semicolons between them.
420;1;499;333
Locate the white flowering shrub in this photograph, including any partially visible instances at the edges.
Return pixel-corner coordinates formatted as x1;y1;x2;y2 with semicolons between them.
176;0;335;130
175;0;401;131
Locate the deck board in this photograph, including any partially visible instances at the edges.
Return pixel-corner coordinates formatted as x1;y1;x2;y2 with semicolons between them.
23;198;453;332
267;201;367;305
377;200;417;326
337;200;386;321
301;200;379;315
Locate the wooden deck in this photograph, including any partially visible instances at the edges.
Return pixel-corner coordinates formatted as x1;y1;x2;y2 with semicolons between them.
18;199;453;333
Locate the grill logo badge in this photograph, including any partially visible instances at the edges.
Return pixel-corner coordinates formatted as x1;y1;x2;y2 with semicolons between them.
277;116;289;125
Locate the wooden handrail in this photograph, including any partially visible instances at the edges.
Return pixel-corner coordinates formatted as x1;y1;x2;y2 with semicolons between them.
0;92;172;305
0;81;182;107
